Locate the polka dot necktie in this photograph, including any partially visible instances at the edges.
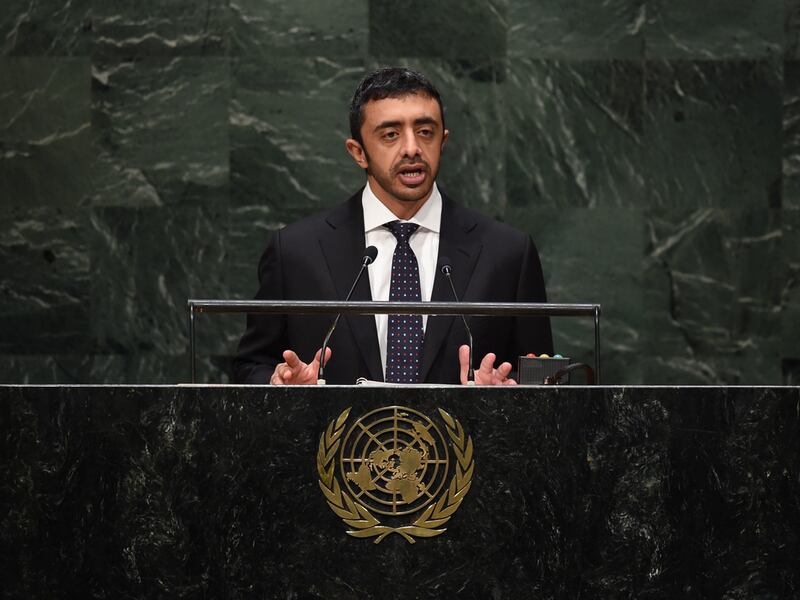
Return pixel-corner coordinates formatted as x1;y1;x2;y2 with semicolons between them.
384;221;423;383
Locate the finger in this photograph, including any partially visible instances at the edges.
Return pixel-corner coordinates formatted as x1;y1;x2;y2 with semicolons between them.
310;347;333;368
470;353;498;385
478;353;497;376
283;350;302;369
502;377;518;385
458;345;470;384
299;348;332;384
270;364;288;385
496;361;513;379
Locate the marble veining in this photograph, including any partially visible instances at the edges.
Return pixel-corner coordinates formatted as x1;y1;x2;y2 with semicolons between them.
1;385;798;598
0;2;798;384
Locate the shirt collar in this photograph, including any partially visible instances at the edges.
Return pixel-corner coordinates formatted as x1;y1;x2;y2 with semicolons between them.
362;181;442;234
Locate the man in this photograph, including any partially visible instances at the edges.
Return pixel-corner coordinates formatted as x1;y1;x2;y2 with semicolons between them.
234;67;552;385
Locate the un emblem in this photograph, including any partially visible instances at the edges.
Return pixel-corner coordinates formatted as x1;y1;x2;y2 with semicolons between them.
317;406;474;544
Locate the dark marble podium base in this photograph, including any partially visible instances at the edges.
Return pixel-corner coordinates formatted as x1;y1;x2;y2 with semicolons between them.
2;385;799;598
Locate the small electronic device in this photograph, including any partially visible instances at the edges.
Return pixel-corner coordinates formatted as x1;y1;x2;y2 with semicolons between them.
517;353;571;385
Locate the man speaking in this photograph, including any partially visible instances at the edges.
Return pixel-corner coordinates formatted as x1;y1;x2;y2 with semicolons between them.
233;67;553;385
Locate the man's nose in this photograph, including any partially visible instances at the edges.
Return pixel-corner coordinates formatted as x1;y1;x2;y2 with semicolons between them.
400;128;422;159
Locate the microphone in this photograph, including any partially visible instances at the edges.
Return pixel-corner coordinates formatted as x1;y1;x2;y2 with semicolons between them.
439;256;475;384
317;245;378;384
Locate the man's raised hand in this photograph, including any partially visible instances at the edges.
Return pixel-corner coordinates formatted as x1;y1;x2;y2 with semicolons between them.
269;348;332;385
458;344;517;386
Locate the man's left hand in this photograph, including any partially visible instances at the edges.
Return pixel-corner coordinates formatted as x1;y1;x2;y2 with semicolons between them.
458;344;517;385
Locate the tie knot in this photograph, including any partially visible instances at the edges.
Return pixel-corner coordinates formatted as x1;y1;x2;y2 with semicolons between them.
385;221;419;243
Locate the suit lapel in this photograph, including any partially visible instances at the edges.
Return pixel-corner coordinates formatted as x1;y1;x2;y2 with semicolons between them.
419;195;482;382
319;192;383;381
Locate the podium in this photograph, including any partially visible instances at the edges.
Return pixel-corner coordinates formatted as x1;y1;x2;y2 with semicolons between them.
2;384;798;597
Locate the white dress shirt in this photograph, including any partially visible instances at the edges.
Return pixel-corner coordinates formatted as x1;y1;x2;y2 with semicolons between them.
362;182;442;378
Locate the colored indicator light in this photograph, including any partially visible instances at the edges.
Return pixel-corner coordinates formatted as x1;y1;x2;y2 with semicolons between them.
554;354;563;358
539;354;550;358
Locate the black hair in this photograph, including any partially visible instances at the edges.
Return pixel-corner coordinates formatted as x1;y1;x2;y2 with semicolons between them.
348;67;445;144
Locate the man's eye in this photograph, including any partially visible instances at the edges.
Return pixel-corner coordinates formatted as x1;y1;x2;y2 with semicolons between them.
384;131;398;140
419;129;433;137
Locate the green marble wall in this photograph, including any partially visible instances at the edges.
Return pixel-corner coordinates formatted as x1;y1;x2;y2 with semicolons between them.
0;1;797;384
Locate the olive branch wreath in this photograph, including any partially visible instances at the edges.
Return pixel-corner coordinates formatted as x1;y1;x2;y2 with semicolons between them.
317;407;474;544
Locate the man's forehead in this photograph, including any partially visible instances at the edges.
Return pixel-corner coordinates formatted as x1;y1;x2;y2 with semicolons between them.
362;93;443;124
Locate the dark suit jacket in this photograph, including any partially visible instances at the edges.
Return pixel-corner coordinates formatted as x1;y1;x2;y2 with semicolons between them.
233;190;553;384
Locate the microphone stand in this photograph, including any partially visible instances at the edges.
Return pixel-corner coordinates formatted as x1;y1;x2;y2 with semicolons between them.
441;263;475;385
317;249;376;384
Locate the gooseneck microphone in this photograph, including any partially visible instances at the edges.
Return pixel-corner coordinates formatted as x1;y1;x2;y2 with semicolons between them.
317;245;378;384
439;256;475;384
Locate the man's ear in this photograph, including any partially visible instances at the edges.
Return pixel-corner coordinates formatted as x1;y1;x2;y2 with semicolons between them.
345;138;369;169
441;128;449;152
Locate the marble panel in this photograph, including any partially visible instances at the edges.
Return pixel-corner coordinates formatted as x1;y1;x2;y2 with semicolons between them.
784;60;800;209
644;60;782;209
505;59;646;209
0;353;127;384
224;210;278;296
780;209;800;370
646;0;782;59
0;58;92;208
190;312;244;383
229;57;366;221
0;207;92;357
92;0;229;58
0;0;91;56
787;0;800;58
1;386;798;596
508;207;644;384
642;209;785;384
369;0;507;59
507;0;644;59
120;351;198;384
90;57;229;208
0;351;214;385
0;0;795;387
88;205;229;382
231;0;367;57
659;387;800;596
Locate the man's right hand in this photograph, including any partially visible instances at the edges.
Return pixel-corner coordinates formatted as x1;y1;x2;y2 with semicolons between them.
269;348;332;385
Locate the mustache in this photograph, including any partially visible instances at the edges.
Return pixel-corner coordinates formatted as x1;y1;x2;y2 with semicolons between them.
393;159;430;174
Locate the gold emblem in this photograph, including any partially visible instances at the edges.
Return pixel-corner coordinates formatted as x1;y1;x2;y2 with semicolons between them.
317;406;474;544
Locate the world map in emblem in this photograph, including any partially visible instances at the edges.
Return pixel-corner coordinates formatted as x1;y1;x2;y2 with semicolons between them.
339;406;450;516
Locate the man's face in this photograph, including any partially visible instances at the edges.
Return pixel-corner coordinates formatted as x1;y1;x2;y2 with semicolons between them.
346;93;448;214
